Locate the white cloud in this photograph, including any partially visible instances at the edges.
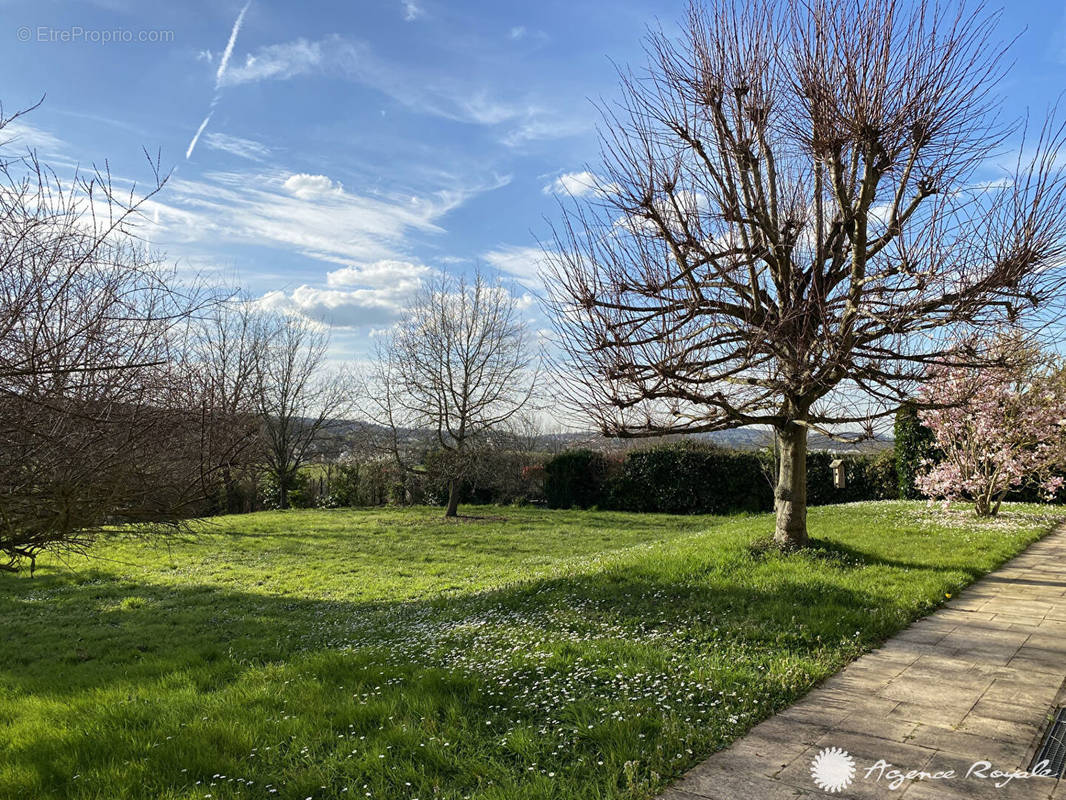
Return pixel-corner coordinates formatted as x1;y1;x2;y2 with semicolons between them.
283;172;343;199
483;245;551;286
256;259;437;329
509;26;527;40
501;116;589;147
0;120;65;153
145;169;510;267
220;37;325;86
216;34;587;144
255;284;415;328
544;170;606;197
203;132;271;160
326;259;430;288
402;0;424;21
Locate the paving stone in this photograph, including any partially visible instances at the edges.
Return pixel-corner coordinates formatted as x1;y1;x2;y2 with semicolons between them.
963;697;1053;733
939;629;1031;665
877;675;989;708
1036;618;1066;634
835;709;918;742
905;722;1034;766
1007;645;1066;675
1044;606;1066;622
898;776;1056;800
740;714;831;747
821;668;898;695
1023;632;1066;652
671;763;822;798
895;625;954;646
992;599;1054;618
885;698;978;728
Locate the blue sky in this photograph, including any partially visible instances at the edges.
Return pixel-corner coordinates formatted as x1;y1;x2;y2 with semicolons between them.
3;0;1066;363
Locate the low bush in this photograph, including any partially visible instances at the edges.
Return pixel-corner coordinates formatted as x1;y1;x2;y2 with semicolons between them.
309;442;902;514
330;460;400;507
543;449;611;509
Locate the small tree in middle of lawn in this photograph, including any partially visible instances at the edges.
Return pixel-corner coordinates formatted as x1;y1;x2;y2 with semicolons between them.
916;344;1066;516
367;269;537;518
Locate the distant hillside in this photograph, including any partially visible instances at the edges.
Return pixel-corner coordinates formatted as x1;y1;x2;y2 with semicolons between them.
540;427;892;453
317;418;893;457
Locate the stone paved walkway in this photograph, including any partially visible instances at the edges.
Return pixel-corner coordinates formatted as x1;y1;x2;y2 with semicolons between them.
659;525;1066;800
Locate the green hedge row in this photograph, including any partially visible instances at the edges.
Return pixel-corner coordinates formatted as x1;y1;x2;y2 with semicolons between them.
543;442;898;513
609;445;772;514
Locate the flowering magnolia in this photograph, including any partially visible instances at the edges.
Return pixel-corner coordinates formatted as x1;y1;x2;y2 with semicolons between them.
915;364;1066;516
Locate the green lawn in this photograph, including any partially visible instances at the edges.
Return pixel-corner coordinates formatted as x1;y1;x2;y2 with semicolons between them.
1;502;1063;800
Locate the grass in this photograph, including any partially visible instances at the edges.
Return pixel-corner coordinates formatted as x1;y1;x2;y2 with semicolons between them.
1;501;1063;800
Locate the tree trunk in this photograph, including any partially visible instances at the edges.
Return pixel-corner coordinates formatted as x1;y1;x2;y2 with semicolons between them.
974;494;992;516
444;479;460;518
278;470;290;510
774;420;809;548
221;465;239;514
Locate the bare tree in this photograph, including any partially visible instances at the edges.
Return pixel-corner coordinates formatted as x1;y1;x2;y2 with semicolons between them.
191;297;274;513
256;314;349;509
0;105;218;573
368;269;537;517
544;0;1066;547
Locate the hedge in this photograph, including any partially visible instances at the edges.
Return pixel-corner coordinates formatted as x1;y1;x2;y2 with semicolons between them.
541;442;898;514
543;449;611;509
607;442;771;514
894;402;936;500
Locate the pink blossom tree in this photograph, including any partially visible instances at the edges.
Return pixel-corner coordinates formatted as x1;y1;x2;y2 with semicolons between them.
916;356;1066;516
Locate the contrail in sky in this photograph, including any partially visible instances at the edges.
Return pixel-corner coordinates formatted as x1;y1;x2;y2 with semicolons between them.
215;1;251;89
185;1;251;160
185;112;213;160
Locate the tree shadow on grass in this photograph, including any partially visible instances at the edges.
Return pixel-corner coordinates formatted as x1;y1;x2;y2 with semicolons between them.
0;548;906;702
801;536;998;577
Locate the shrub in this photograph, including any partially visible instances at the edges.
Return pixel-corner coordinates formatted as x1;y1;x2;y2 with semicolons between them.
330;460;398;507
863;450;900;500
257;471;312;510
894;402;934;500
543;449;611;509
419;449;546;508
805;451;835;507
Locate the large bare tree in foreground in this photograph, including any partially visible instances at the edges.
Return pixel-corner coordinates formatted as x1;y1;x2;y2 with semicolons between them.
368;270;537;517
544;0;1066;546
0;105;216;572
